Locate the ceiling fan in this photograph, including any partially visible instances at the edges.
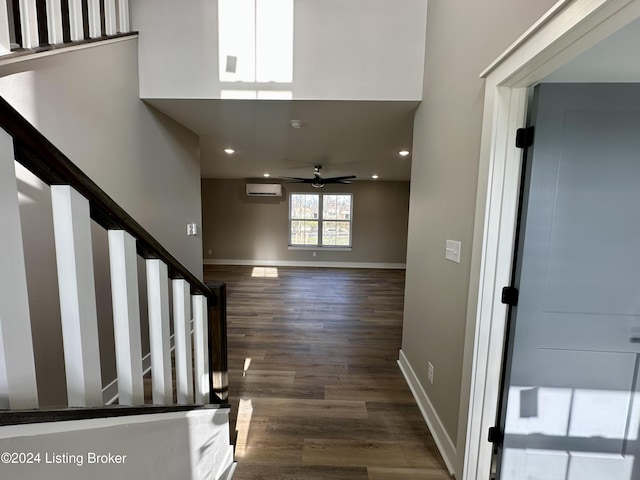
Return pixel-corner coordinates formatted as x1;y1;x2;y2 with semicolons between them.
280;165;356;189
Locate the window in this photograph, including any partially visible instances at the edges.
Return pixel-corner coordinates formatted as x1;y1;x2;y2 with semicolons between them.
289;193;352;247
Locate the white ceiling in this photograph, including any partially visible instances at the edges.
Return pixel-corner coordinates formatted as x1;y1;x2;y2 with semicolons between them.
146;99;418;182
544;16;640;82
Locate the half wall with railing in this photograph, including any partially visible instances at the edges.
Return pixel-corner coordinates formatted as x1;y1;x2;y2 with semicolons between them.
0;93;229;421
1;0;132;55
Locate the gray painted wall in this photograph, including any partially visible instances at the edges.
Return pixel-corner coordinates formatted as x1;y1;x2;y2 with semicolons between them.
0;39;203;406
132;0;426;101
202;179;409;265
401;0;558;473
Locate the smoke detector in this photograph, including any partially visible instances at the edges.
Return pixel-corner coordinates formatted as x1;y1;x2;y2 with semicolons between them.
290;120;303;129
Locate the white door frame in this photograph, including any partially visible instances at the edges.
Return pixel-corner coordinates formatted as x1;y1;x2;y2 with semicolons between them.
462;0;640;479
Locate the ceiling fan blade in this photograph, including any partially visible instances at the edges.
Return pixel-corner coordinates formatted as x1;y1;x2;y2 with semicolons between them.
279;177;313;182
324;175;357;182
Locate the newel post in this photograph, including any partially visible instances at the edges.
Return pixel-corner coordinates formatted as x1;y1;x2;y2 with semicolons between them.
206;282;228;404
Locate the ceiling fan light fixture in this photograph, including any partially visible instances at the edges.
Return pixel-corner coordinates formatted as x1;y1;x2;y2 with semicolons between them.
224;148;235;154
263;173;270;177
372;174;379;179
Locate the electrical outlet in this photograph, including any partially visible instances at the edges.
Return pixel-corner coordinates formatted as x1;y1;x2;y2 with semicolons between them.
187;223;198;236
313;251;317;257
207;249;212;255
428;362;434;384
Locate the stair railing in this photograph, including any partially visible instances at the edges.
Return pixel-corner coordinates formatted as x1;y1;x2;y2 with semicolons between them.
0;95;228;423
1;0;133;55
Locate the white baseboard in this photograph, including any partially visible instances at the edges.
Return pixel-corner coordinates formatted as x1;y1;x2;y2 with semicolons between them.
398;349;456;476
203;259;406;269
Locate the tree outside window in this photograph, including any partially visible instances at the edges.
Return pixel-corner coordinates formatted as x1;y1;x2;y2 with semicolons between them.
289;193;352;247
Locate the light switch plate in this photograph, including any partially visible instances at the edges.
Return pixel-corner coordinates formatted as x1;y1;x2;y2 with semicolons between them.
187;223;198;236
445;239;461;263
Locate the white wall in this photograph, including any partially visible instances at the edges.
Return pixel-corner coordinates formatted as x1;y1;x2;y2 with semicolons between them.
0;38;203;406
132;0;426;101
0;409;233;479
401;0;558;475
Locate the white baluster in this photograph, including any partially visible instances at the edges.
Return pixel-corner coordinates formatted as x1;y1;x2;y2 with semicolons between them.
117;0;129;32
0;130;38;409
46;0;63;44
146;259;172;405
192;295;209;404
68;0;84;41
108;230;144;406
87;0;101;38
0;1;11;53
18;0;39;48
173;279;193;405
51;185;103;407
104;0;116;36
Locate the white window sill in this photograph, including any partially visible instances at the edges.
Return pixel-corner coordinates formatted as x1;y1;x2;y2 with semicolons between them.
288;246;352;252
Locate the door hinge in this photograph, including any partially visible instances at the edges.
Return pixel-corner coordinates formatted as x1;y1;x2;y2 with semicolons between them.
515;126;535;148
488;426;504;446
501;286;519;306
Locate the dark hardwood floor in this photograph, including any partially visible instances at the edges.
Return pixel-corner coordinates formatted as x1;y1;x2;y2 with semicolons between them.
203;265;451;480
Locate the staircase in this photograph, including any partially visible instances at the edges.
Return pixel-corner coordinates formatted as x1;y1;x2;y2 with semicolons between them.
0;96;235;479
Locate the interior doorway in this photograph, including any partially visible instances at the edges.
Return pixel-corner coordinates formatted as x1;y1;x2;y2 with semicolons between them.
462;2;640;479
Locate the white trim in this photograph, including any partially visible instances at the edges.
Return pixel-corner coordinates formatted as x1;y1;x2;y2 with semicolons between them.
398;349;456;475
203;259;406;269
0;35;137;68
463;1;640;480
479;0;573;78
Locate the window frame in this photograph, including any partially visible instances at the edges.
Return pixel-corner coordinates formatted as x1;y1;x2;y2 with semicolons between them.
288;192;353;249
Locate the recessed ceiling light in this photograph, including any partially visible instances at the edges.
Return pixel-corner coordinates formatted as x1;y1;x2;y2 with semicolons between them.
224;148;235;154
398;150;410;157
372;174;379;179
263;173;270;178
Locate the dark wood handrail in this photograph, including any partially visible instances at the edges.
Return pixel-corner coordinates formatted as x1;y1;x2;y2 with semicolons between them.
0;95;212;299
0;403;230;426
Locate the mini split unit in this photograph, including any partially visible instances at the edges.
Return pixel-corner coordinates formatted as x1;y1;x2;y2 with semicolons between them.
245;183;283;197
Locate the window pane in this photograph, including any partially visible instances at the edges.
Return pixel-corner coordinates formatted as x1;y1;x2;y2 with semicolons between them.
324;194;351;220
291;193;319;219
323;221;351;246
323;194;338;220
291;220;318;245
336;195;351;220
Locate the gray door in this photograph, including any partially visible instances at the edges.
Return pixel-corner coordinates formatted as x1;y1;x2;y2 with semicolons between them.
496;83;640;480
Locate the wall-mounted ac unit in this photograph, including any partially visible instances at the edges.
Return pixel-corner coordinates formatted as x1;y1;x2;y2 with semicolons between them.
246;183;283;197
